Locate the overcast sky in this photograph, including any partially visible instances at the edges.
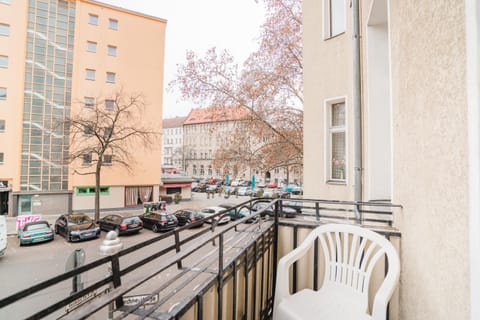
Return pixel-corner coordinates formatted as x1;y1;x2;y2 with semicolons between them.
99;0;266;118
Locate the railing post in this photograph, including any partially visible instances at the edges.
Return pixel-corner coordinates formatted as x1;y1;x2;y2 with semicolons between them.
174;230;182;269
315;202;320;222
272;200;280;314
218;233;224;320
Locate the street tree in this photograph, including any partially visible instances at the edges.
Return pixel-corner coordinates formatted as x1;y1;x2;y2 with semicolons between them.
61;91;159;221
170;0;302;180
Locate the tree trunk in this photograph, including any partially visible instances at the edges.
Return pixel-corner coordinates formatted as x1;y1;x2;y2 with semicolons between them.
94;162;102;222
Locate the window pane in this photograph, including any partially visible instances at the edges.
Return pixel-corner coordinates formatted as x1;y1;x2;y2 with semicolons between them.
89;14;98;25
86;69;95;80
106;72;116;83
109;19;118;30
331;132;345;179
0;87;6;99
0;152;3;164
331;102;345;126
330;0;345;36
0;23;9;36
105;99;114;110
107;45;116;56
0;55;7;67
87;41;97;52
84;97;94;107
0;120;5;131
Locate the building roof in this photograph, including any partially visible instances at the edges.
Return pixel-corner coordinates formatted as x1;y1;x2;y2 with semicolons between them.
163;116;188;129
184;106;251;125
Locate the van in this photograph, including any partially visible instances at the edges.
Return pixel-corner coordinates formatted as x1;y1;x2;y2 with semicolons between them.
0;216;6;257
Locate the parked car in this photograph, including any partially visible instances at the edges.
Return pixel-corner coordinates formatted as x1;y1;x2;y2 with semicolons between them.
98;214;143;235
54;213;100;242
173;209;205;227
140;211;178;232
237;186;252;196
267;182;278;188
283;200;303;213
283;184;303;195
18;220;54;246
250;201;297;218
201;206;232;225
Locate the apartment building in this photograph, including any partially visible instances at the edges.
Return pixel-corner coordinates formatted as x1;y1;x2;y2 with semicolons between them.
162;116;187;172
303;0;479;318
0;0;165;215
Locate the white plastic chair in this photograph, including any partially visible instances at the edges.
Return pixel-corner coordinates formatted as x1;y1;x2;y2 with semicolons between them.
273;224;400;320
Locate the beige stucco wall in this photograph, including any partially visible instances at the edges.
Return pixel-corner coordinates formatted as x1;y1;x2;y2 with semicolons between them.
303;0;470;319
0;0;28;193
389;1;470;319
69;1;165;198
302;0;355;201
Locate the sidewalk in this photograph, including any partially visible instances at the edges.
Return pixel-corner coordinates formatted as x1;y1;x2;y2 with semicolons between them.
5;192;249;236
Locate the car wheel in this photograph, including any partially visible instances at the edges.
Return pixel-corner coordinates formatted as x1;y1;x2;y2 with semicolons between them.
67;232;73;242
18;237;23;247
152;224;159;233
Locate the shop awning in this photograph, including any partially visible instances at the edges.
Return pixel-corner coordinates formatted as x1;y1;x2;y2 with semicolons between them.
160;183;191;188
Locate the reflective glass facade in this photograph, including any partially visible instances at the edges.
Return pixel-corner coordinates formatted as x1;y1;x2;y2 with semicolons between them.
21;0;75;191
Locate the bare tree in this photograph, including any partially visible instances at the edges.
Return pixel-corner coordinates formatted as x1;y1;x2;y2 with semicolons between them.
170;0;303;178
61;91;159;221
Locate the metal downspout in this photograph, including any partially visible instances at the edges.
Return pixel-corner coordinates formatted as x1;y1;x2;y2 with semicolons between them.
352;0;363;220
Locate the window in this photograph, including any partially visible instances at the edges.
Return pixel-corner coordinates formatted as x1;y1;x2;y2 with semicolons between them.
76;186;110;196
84;96;94;108
103;127;112;139
82;153;92;165
0;55;7;68
200;165;205;176
0;23;9;36
0;87;6;99
0;152;4;164
107;45;117;56
86;69;96;80
103;155;112;165
106;72;116;83
88;14;98;25
87;41;97;52
109;18;118;30
0;0;12;5
0;120;5;132
105;99;114;110
326;100;346;181
83;125;93;135
324;0;345;39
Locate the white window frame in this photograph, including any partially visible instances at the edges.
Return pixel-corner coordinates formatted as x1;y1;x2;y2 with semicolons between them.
106;72;116;83
324;96;348;183
109;18;118;30
87;41;97;53
86;69;96;81
0;55;7;68
323;0;346;39
88;14;99;26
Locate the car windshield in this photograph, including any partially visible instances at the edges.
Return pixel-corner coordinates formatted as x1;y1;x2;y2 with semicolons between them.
24;223;48;231
67;215;92;226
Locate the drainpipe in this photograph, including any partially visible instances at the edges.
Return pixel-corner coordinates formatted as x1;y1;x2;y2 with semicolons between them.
352;0;363;219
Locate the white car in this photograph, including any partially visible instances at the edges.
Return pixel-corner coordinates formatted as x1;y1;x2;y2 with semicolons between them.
237;186;252;196
201;206;232;225
0;216;7;257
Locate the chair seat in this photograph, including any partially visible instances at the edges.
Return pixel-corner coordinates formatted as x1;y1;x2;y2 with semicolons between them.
275;287;373;320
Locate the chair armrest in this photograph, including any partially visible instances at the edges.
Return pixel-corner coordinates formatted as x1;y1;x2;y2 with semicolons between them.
274;229;319;316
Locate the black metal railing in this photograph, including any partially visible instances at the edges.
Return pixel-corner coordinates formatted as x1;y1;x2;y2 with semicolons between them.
0;198;401;320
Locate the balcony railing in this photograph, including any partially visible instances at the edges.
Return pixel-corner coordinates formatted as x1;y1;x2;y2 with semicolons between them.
0;198;401;320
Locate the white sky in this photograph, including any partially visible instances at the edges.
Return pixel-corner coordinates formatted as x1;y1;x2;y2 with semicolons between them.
99;0;266;118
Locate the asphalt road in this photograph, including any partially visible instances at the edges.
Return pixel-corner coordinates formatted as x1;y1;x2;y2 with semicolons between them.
0;194;253;319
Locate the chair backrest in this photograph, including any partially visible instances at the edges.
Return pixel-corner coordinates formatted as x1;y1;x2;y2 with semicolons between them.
314;224;400;313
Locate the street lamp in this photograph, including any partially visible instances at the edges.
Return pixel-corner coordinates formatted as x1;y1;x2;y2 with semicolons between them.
99;231;123;320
